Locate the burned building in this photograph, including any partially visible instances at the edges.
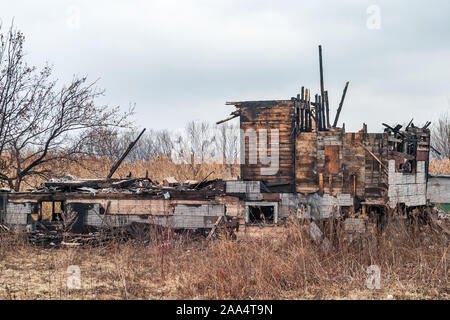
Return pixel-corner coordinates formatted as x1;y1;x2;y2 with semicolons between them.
0;46;448;240
221;98;432;224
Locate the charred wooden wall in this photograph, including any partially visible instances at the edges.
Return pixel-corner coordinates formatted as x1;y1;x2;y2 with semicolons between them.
295;132;318;193
295;128;389;202
239;101;295;192
363;133;388;202
295;128;367;197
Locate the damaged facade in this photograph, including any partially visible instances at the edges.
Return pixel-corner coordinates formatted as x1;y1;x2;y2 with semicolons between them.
0;46;448;238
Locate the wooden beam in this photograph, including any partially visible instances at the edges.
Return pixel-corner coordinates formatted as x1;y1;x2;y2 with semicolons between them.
332;81;349;128
361;144;388;175
107;128;146;179
216;113;239;125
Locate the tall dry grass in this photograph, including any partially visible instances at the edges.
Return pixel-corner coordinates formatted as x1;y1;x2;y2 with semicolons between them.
174;217;448;299
429;158;450;175
0;217;448;300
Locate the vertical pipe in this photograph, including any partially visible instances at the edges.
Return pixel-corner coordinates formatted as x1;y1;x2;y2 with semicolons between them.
301;87;305;131
325;90;330;128
319;45;325;103
315;94;320;132
296;94;300;132
322;96;326;131
305;89;309;131
308;90;312;132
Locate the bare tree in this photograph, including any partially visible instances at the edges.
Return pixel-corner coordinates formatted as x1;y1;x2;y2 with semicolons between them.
214;122;240;176
84;127;123;160
169;121;216;179
0;23;131;190
86;127;176;165
154;129;174;157
431;110;450;159
185;120;215;163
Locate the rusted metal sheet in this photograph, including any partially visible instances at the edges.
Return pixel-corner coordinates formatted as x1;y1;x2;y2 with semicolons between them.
324;145;339;174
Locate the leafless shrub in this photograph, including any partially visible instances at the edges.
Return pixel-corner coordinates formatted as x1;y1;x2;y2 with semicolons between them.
0;22;132;191
431;110;450;159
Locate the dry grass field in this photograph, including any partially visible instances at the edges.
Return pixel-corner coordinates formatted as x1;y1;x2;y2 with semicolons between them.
0;158;449;300
0;216;448;300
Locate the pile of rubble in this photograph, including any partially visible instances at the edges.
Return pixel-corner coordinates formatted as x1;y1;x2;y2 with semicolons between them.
34;175;223;195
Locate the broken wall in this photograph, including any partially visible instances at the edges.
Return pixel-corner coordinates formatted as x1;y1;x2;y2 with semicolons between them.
387;160;427;208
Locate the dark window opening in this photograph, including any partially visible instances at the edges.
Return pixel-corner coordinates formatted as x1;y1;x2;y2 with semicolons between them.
248;205;275;225
399;159;416;174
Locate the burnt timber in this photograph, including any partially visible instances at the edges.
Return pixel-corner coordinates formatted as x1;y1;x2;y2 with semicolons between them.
0;46;448;239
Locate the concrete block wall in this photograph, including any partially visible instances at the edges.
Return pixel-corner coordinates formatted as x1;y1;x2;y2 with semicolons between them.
344;218;366;233
279;193;296;218
172;215;218;229
4;203;32;226
226;181;262;200
85;204;106;227
337;193;353;206
427;175;450;204
85;204;151;228
279;192;352;220
173;204;224;229
315;194;339;219
387;160;427;208
84;203;225;230
174;204;224;216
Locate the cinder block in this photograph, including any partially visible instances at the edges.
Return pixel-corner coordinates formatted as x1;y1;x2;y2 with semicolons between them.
417;184;426;194
416;173;426;184
344;218;366;233
248;192;263;201
417;195;426;205
407;185;417;196
337;193;353;206
388;174;395;185
226;181;246;193
406;175;416;184
397;186;407;197
246;181;261;193
388;160;396;172
388;187;397;198
417;161;425;173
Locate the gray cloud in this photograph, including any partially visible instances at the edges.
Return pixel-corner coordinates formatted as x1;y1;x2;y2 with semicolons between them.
1;0;449;132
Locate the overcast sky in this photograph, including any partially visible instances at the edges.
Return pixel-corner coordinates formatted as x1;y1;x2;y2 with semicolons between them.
1;0;449;132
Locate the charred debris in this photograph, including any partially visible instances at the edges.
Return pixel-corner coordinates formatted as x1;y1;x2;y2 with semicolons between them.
0;45;448;246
